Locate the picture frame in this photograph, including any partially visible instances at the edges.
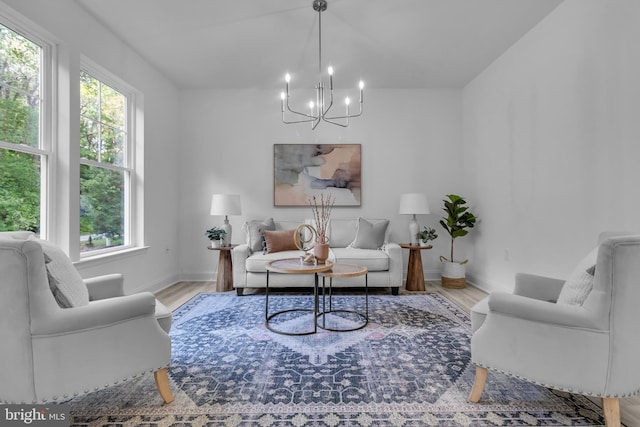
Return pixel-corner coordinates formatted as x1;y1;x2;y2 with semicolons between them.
274;144;362;206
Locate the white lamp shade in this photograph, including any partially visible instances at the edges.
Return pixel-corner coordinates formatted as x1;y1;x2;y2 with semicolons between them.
210;194;242;216
399;193;430;215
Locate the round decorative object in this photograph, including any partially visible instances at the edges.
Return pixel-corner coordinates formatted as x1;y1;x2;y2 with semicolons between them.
294;224;317;251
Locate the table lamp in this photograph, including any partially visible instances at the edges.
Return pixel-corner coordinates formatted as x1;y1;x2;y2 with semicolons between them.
210;194;242;246
399;193;430;245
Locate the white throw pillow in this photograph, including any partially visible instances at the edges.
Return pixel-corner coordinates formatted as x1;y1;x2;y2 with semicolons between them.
32;237;90;308
556;246;598;306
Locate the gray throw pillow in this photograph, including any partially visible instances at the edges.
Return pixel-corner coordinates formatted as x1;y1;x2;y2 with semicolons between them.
244;218;276;252
34;238;90;308
350;218;390;250
44;253;73;308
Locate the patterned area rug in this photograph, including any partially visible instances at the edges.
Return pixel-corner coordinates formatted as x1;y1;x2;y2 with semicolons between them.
67;292;609;426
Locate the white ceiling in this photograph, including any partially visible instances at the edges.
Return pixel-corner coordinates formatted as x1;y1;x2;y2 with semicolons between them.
75;0;563;90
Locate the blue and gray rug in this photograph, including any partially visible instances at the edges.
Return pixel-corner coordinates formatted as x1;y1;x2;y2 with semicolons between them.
68;292;609;426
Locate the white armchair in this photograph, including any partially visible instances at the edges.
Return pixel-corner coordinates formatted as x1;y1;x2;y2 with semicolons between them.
469;232;640;427
0;232;174;404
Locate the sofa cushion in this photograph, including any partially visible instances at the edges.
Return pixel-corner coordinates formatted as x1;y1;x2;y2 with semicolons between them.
243;218;275;252
246;250;305;273
350;218;390;250
331;248;390;271
328;218;358;248
263;229;298;253
556;246;598;306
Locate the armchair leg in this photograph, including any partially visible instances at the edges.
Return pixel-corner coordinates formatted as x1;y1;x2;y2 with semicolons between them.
154;368;174;404
602;397;620;427
469;366;488;403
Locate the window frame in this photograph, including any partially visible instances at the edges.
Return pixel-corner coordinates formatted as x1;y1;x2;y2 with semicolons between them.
0;10;55;239
79;58;138;258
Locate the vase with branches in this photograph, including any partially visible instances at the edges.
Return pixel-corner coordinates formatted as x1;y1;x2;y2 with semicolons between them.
308;193;335;263
309;193;335;243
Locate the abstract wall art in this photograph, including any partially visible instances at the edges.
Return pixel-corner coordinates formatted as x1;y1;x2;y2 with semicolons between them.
274;144;362;206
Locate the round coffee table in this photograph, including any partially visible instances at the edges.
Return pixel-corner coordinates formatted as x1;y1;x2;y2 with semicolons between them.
265;258;334;336
317;264;369;332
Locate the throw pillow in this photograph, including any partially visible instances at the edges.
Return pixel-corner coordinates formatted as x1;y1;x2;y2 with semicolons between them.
43;253;73;308
34;238;90;308
556;246;599;306
350;218;390;250
243;218;275;252
263;229;298;253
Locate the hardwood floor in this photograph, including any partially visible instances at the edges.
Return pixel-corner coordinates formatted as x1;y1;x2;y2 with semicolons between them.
155;281;640;426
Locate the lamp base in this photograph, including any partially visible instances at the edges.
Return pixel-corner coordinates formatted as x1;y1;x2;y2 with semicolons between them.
409;215;419;246
221;217;232;246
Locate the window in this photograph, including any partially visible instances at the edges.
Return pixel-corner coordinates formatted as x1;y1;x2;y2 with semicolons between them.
79;68;134;254
0;21;49;234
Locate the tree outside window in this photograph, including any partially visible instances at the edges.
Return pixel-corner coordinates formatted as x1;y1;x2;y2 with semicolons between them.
79;71;129;252
0;23;44;233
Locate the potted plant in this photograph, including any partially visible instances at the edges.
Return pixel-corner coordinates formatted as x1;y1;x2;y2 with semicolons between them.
205;227;227;248
416;226;438;246
438;194;477;288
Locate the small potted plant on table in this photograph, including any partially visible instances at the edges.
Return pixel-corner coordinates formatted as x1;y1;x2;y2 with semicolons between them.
439;194;477;289
416;226;438;246
205;227;227;248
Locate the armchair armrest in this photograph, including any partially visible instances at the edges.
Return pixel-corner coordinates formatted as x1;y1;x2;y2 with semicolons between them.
488;292;604;330
513;273;565;302
85;273;125;300
31;292;157;336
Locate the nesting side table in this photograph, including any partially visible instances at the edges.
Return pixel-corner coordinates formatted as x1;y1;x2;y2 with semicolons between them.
317;264;369;332
265;258;334;336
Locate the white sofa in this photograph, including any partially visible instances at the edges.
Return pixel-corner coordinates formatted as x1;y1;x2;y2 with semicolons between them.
232;218;403;296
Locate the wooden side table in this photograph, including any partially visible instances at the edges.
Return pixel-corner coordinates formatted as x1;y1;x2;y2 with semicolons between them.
400;244;432;291
207;245;237;292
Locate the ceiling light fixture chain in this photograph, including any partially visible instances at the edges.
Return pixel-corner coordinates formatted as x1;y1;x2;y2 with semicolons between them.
280;0;364;129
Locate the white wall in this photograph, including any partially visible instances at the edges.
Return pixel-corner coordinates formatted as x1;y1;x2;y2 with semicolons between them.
463;0;640;292
2;0;181;293
177;89;463;281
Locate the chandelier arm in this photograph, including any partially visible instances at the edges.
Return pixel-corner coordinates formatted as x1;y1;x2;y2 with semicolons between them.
311;116;321;130
286;100;317;120
282;114;317;124
321;117;349;127
324;102;363;120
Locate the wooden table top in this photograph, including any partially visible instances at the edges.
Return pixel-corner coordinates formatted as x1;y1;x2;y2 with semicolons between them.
207;244;237;251
319;263;368;278
266;258;334;274
399;243;433;250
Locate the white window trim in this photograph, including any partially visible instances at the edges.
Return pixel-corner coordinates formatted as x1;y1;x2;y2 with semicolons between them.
79;57;143;259
0;4;57;240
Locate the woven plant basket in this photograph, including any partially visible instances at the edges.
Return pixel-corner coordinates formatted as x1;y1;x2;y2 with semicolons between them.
440;257;468;289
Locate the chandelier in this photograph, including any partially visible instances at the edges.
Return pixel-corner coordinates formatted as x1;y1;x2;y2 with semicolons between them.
280;0;364;129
